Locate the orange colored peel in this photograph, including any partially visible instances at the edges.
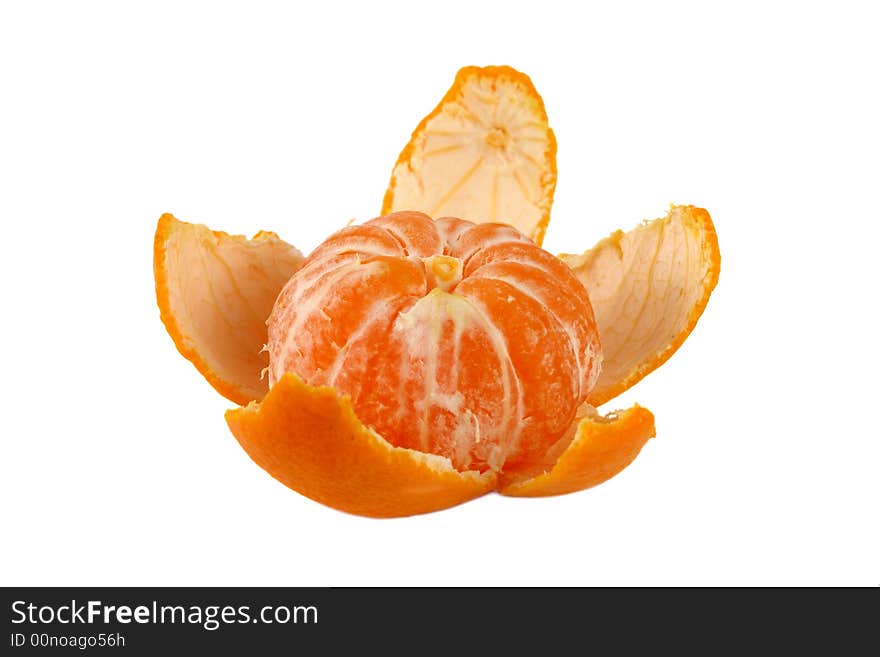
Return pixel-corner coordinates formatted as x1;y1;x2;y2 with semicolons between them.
560;206;721;407
383;65;557;246
500;404;656;497
154;213;304;405
225;373;497;518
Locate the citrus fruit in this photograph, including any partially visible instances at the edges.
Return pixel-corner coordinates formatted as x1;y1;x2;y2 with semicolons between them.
155;64;720;517
383;66;557;245
266;211;601;473
154;213;304;405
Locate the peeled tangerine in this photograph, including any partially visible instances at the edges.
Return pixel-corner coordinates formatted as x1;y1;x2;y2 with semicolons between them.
154;65;720;517
266;212;601;474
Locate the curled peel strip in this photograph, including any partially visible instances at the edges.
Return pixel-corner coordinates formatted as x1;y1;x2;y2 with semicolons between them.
154;214;304;405
226;374;498;518
500;404;656;497
560;205;721;407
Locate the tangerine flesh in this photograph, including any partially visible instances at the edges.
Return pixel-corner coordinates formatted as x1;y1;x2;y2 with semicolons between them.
268;211;601;472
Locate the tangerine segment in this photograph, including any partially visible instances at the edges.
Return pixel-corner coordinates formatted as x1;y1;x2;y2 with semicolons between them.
500;404;655;497
382;66;557;246
154;214;304;405
225;373;498;518
560;206;720;407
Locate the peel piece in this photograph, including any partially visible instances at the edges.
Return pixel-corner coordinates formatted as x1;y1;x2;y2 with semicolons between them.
154;214;304;405
383;65;557;246
225;374;498;518
561;206;720;407
500;404;655;497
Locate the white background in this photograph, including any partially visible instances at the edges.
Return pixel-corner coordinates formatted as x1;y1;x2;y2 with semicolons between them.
1;1;877;586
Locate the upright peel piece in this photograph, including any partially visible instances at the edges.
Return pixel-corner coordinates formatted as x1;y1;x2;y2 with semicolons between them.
383;66;557;246
154;214;304;405
225;374;498;518
560;206;720;407
500;404;655;497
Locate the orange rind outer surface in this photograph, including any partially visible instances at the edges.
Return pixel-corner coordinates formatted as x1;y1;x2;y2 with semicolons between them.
154;213;304;405
500;404;656;497
383;65;557;246
560;205;721;407
225;373;498;518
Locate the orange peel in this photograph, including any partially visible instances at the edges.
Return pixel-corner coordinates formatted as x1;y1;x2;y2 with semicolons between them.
225;373;497;518
560;205;721;407
382;65;557;246
154;213;304;405
500;404;656;497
